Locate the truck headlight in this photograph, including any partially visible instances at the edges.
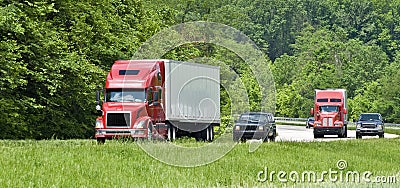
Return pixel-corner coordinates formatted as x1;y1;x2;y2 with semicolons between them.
235;126;240;131
334;123;341;127
316;124;321;127
377;124;383;129
95;120;103;129
356;124;361;129
258;126;264;131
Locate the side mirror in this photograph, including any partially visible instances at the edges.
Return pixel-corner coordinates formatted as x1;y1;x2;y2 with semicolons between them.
353;118;356;123
96;90;103;114
96;90;101;105
383;118;387;123
343;108;347;114
310;108;314;115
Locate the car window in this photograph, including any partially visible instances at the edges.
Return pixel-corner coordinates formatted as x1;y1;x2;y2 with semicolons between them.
359;114;380;121
239;114;267;122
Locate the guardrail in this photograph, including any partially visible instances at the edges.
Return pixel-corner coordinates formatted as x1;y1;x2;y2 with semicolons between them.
274;117;400;127
274;117;308;122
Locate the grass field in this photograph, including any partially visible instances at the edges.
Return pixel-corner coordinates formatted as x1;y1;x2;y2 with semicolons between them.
1;136;400;187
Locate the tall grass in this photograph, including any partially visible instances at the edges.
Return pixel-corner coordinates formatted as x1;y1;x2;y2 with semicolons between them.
0;138;399;187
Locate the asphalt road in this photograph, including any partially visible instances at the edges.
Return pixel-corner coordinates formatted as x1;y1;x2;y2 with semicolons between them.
275;124;399;142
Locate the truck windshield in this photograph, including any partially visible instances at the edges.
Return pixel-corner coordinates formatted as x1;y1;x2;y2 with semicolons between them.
106;89;146;102
319;106;339;113
359;114;380;121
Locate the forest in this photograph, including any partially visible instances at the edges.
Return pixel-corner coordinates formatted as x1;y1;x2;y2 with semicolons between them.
1;0;400;139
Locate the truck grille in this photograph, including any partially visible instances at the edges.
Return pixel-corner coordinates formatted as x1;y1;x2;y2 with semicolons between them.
107;113;130;127
362;123;376;128
322;118;333;126
245;126;258;131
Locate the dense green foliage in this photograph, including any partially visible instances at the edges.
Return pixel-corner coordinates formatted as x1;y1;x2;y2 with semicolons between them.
0;139;399;186
1;0;400;138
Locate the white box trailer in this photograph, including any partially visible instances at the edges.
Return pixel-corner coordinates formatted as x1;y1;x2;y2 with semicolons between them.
164;60;220;140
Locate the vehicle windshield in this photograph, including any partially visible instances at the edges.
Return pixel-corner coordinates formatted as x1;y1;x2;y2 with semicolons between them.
319;106;339;113
106;89;146;102
239;114;267;122
359;114;380;121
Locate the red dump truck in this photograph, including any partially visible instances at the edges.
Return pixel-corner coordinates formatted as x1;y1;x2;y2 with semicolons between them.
95;59;220;143
310;89;348;138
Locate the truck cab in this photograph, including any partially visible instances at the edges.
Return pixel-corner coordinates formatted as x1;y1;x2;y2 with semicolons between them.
311;89;348;138
95;60;166;143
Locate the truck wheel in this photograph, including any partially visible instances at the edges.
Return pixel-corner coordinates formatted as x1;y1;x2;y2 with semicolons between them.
356;134;362;139
379;133;384;138
97;138;105;144
168;124;176;141
147;128;152;141
343;126;347;138
269;135;276;142
207;125;214;142
313;134;321;139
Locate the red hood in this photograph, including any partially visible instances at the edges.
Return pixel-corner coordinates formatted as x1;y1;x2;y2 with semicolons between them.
103;102;146;111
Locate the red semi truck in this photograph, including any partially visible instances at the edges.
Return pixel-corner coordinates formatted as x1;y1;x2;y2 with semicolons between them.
95;59;220;143
310;89;348;138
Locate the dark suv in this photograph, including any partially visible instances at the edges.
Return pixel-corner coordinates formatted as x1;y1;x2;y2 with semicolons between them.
306;117;314;129
355;113;385;139
233;112;276;142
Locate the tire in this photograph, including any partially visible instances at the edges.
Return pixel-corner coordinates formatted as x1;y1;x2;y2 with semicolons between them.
206;125;214;142
313;134;320;139
194;127;207;141
338;127;347;138
196;125;214;142
168;123;176;141
356;134;362;139
147;128;152;141
269;135;276;142
97;138;105;144
379;133;384;138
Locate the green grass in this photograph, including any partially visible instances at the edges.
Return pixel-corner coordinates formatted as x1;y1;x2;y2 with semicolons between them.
277;121;400;136
1;138;400;187
385;128;400;135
